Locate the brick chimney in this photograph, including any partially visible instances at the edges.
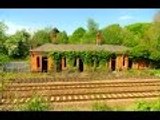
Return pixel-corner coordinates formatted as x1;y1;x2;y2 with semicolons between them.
96;31;102;45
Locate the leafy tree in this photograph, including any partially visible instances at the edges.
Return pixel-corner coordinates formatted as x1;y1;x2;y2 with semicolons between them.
0;53;10;64
125;23;151;38
81;18;99;44
0;21;8;54
129;45;151;61
102;24;123;45
31;27;51;48
4;30;30;59
68;27;86;44
122;28;139;47
87;18;99;33
57;31;68;44
149;50;160;68
0;21;8;44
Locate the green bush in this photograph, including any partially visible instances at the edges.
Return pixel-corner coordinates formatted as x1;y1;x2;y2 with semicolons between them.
17;95;49;111
151;99;160;111
133;100;152;111
92;102;112;111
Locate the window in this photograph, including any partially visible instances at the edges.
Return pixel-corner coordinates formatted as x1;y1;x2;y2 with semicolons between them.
123;56;125;66
37;57;40;68
64;57;66;67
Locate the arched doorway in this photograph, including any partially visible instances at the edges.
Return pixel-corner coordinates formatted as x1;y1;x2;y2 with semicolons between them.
78;58;83;72
42;56;48;72
128;58;132;69
111;55;116;71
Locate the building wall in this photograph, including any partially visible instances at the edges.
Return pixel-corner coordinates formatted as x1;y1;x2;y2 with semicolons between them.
30;52;42;72
132;60;149;70
48;56;54;72
30;51;150;73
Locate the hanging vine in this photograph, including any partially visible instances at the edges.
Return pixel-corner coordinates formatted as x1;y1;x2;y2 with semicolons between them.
49;50;114;69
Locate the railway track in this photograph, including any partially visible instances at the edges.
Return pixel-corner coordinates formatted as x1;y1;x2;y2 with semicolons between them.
1;79;160;110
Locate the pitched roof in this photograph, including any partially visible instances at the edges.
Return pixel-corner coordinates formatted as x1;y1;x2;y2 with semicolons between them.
30;43;130;53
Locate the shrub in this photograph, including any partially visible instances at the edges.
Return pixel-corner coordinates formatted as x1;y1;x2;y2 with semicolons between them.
92;102;112;111
17;95;49;111
151;99;160;111
133;100;152;111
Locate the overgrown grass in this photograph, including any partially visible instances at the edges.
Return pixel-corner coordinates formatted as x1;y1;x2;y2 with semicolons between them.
15;95;50;111
92;102;113;111
1;69;160;81
130;98;160;111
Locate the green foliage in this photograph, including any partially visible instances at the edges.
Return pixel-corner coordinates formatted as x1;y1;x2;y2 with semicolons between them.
122;28;139;47
125;23;151;38
102;24;123;45
129;45;151;61
57;31;68;44
92;102;112;111
68;27;86;44
4;30;30;59
0;53;10;64
31;27;51;47
87;18;99;32
49;50;112;68
133;100;152;111
18;95;49;111
133;99;160;111
81;31;97;44
81;18;99;44
0;21;8;45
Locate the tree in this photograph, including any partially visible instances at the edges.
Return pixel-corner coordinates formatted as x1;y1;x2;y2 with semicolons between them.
57;31;68;44
31;27;51;48
68;27;86;44
125;23;151;39
122;28;139;47
81;18;99;44
102;24;123;45
0;21;8;44
0;53;10;64
0;21;8;54
4;30;30;59
50;27;60;44
129;45;151;61
141;11;160;51
87;18;99;33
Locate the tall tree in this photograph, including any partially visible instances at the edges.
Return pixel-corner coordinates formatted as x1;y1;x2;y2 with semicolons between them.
87;18;99;33
57;31;68;44
81;18;99;44
125;23;151;39
102;24;123;45
122;28;139;47
0;21;8;54
4;30;30;59
68;27;86;44
31;27;51;48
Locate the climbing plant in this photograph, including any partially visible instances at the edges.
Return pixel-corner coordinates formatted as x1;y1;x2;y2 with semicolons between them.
49;50;113;71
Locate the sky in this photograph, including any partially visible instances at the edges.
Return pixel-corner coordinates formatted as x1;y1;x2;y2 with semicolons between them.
0;9;159;35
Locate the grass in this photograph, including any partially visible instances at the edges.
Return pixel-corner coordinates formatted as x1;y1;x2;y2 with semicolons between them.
92;102;113;111
14;95;50;111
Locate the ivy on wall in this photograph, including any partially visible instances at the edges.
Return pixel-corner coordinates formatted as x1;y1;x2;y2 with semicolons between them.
49;50;114;69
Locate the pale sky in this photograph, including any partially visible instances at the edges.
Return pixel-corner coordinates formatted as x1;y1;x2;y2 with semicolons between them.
0;9;158;35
